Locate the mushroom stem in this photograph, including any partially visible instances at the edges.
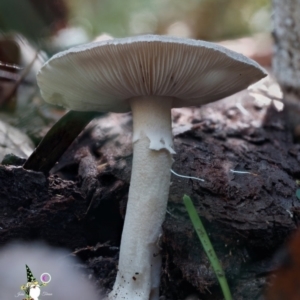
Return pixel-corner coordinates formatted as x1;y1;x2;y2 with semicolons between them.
110;96;174;300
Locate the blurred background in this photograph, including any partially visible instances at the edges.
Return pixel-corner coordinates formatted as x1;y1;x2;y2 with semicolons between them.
69;0;270;40
0;0;271;48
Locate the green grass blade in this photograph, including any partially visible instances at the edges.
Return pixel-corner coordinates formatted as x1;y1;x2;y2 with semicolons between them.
183;194;232;300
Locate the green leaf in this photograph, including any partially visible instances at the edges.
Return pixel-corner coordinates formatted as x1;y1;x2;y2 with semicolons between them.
183;194;232;300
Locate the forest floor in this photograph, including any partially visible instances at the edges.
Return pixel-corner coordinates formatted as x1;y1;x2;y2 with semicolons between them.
1;74;299;299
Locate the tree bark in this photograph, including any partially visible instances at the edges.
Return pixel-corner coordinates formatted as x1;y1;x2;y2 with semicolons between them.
273;0;300;95
273;0;300;137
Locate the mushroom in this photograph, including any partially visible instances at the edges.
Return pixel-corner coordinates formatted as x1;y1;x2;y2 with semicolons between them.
36;35;267;300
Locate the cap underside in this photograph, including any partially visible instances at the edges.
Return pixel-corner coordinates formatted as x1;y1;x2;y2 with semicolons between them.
37;35;267;113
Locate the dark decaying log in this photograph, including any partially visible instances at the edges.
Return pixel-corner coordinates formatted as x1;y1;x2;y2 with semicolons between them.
273;0;300;140
1;76;300;299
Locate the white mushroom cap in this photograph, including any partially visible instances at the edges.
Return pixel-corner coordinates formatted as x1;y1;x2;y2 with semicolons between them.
37;35;267;112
